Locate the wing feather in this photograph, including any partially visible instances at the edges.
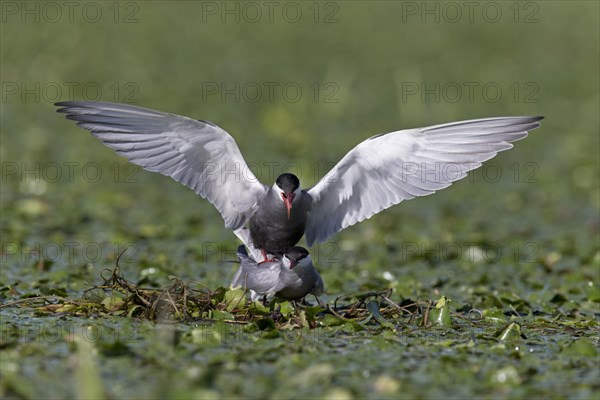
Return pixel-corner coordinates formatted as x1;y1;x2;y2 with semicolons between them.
305;116;543;245
56;101;267;229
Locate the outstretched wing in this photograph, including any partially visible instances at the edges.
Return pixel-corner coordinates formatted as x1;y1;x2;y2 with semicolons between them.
56;101;267;229
306;116;543;245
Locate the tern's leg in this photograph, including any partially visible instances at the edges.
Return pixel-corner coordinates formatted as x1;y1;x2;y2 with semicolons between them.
314;295;325;308
258;248;275;264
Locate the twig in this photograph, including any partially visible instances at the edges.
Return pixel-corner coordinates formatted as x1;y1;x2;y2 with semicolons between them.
0;296;60;309
421;300;431;327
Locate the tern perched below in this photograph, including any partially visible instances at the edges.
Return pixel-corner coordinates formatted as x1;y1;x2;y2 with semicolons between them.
56;101;543;258
231;245;324;303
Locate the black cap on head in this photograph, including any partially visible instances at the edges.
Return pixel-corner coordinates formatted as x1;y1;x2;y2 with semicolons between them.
285;246;309;262
236;244;248;258
276;173;300;193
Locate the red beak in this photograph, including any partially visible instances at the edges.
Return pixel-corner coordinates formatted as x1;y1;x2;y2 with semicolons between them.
282;193;295;220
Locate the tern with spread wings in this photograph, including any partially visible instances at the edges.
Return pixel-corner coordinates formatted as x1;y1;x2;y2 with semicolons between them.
56;101;543;258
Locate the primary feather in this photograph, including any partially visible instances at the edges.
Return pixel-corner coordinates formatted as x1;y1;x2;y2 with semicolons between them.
56;101;267;229
305;116;543;245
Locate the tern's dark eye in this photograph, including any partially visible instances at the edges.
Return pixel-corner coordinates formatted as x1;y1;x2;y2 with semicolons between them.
281;193;287;199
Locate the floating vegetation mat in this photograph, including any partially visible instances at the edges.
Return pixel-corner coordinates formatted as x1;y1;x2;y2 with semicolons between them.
2;265;445;330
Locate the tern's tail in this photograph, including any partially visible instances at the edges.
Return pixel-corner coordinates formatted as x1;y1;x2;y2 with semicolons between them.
233;227;263;262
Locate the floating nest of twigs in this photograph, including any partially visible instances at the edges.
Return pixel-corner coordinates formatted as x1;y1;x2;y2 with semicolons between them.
2;261;458;330
1;269;456;331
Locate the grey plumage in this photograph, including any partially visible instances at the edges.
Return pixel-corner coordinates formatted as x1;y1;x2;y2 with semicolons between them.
232;245;324;302
303;116;544;245
55;101;267;230
56;101;543;253
249;179;312;255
